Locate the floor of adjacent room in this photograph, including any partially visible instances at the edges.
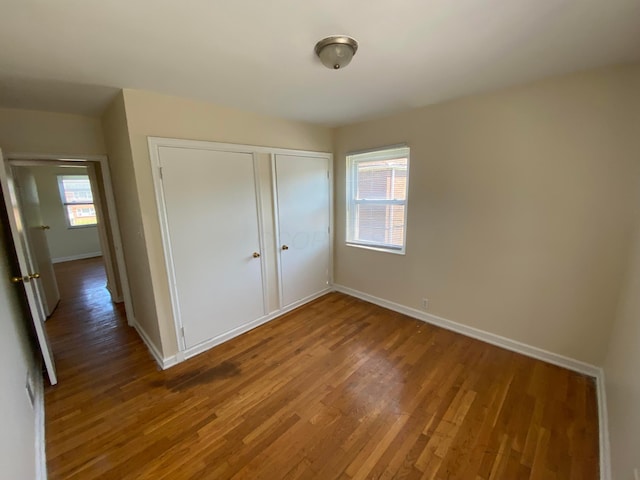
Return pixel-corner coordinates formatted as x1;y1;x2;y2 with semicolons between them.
44;257;599;479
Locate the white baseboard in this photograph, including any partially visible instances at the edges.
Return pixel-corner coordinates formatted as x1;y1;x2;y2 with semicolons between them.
105;282;123;304
129;283;611;479
332;284;600;377
51;252;102;264
596;370;611;480
34;363;46;480
182;288;333;363
130;319;178;370
161;353;180;370
333;284;610;479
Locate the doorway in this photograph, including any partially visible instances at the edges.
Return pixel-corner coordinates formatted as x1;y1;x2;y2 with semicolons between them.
0;152;132;385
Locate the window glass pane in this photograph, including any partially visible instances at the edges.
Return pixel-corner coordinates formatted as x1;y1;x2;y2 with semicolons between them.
356;158;407;201
60;176;94;204
65;204;97;226
58;174;97;227
347;146;409;253
355;204;405;248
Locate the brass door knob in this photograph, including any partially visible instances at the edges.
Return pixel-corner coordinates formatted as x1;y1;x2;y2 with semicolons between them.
252;252;261;258
11;276;25;284
40;225;50;230
281;245;289;251
29;273;41;279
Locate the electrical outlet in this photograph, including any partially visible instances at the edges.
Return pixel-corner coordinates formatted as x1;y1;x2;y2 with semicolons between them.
421;298;429;311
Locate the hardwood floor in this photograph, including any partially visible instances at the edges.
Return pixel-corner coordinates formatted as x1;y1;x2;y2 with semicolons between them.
45;258;599;479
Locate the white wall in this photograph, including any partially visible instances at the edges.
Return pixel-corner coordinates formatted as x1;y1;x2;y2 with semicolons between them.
30;165;101;261
334;64;640;366
0;211;39;479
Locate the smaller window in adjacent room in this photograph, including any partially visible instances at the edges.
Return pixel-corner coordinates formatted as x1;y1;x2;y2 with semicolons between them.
57;175;97;227
346;145;410;254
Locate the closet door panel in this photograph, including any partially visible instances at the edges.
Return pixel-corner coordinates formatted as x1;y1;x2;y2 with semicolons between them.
159;147;264;349
275;155;330;307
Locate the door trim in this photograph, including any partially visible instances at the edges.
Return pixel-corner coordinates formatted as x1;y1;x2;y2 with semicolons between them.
4;152;134;327
252;153;270;317
149;145;188;352
270;154;284;310
148;136;333;360
147;137;333;160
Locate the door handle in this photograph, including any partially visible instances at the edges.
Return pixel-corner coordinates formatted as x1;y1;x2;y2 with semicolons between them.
252;252;261;258
281;245;289;251
40;225;50;230
12;273;40;283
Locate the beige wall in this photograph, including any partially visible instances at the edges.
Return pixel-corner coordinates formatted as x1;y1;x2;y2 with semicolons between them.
30;165;101;260
0;65;637;475
101;92;162;349
0;107;105;155
605;223;640;479
112;89;333;357
334;64;640;366
0;106;126;309
603;94;640;479
0;109;114;480
0;213;38;479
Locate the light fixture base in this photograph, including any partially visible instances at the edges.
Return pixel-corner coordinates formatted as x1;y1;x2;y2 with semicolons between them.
314;36;359;56
314;35;359;70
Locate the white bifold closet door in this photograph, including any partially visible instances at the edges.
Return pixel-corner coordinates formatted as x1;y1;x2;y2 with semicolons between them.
275;154;330;307
158;147;265;349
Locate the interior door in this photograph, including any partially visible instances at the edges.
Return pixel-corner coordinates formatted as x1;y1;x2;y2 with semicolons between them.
158;146;265;349
275;154;330;307
12;166;60;316
0;150;57;385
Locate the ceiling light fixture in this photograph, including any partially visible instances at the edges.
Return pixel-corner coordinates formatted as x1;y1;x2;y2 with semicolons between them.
314;35;358;70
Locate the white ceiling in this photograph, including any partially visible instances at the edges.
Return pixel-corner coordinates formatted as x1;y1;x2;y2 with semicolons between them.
0;0;639;126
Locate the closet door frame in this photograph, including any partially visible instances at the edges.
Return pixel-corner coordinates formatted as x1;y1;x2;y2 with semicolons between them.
148;137;333;358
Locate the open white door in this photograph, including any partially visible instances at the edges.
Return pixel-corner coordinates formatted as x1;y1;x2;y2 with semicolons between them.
12;166;60;316
0;149;57;385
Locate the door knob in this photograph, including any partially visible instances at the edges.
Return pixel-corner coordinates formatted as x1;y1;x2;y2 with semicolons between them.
281;245;289;251
29;273;41;279
10;276;26;284
40;225;50;230
252;252;261;258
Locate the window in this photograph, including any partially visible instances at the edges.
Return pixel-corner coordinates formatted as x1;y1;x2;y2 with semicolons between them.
57;175;97;227
346;145;410;254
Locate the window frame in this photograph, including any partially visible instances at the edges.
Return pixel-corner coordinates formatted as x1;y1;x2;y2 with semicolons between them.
346;144;410;255
57;174;98;229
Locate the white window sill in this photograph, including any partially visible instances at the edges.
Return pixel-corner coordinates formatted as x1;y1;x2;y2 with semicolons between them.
346;242;406;255
67;224;98;230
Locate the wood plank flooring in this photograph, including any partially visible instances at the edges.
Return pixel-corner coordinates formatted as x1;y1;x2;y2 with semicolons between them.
45;257;599;479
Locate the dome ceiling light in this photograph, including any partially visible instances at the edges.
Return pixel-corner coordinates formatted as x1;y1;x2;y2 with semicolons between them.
314;35;359;70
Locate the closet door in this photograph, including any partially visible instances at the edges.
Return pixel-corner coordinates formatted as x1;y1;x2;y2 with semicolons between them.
158;147;265;349
275;154;330;307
